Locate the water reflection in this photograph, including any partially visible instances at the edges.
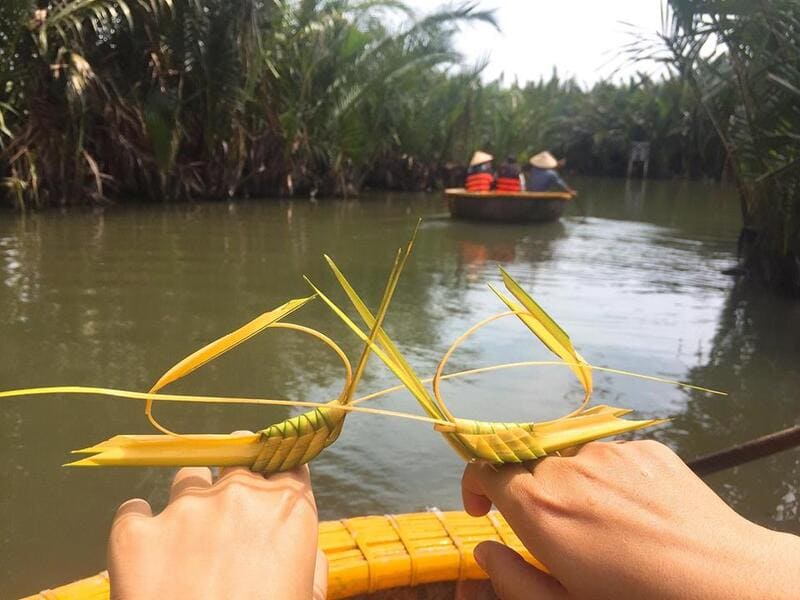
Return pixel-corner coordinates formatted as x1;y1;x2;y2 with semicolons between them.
662;283;800;531
447;221;566;283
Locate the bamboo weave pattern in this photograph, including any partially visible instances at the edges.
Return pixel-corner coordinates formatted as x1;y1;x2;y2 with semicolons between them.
22;511;539;600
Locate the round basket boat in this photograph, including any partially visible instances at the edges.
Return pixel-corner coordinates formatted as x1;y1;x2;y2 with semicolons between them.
22;510;542;599
445;188;573;223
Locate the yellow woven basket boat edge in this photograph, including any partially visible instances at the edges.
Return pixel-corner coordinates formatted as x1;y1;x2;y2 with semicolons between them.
22;510;537;599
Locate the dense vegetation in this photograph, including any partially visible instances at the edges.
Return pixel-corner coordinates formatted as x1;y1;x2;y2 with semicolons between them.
654;0;800;295
0;0;493;206
444;73;726;182
1;0;728;210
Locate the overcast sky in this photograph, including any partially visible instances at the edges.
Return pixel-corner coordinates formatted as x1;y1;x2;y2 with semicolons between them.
406;0;669;86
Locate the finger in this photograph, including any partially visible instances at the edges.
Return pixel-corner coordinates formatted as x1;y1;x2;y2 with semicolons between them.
461;462;530;517
265;463;312;486
232;464;314;503
220;430;258;478
474;541;566;600
218;465;253;479
555;444;583;457
220;458;311;494
312;549;328;600
169;467;213;501
114;498;153;520
463;456;569;514
462;465;493;516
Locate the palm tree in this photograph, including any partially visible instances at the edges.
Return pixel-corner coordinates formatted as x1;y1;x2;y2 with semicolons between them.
0;0;497;206
646;1;800;295
1;0;145;207
6;1;754;210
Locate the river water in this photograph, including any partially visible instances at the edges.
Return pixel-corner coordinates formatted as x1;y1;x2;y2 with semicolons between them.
1;178;799;597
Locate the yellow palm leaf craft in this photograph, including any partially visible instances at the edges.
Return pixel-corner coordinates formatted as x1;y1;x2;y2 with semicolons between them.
143;297;315;436
0;227;725;471
432;267;674;462
305;234;478;462
66;246;417;473
313;251;669;465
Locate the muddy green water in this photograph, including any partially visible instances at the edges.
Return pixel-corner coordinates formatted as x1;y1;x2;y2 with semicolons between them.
2;178;799;597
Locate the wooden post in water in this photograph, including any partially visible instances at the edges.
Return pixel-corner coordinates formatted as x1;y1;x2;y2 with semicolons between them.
687;425;800;476
627;141;651;179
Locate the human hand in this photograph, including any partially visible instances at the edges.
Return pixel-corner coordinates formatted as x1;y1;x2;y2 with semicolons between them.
108;438;325;600
462;440;800;600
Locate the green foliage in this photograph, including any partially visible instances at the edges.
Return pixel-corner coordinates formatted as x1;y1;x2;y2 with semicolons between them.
429;71;723;181
653;0;800;294
0;0;501;203
0;0;731;208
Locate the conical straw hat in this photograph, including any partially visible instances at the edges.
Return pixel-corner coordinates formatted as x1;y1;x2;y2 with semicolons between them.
529;151;558;169
470;151;493;166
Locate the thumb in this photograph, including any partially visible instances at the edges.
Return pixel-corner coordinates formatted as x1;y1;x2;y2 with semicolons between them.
474;541;567;600
312;549;328;600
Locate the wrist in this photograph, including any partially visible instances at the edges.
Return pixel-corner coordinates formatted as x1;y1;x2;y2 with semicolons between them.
682;517;798;600
745;525;800;599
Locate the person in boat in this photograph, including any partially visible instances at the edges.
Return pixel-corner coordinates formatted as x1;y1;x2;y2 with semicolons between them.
107;440;800;599
495;155;523;193
465;151;495;192
526;150;577;195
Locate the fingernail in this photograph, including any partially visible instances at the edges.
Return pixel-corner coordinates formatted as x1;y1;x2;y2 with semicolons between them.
473;543;488;570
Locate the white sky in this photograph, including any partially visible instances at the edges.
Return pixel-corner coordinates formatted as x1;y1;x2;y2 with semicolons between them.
407;0;669;87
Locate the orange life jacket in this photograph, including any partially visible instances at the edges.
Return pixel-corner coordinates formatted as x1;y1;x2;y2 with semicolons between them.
495;176;521;192
466;162;494;192
495;162;521;192
466;172;494;192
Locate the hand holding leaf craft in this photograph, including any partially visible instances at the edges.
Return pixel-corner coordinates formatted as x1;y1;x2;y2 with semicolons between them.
0;227;724;473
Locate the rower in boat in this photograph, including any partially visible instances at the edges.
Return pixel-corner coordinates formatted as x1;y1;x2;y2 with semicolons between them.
465;151;495;192
526;151;577;196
